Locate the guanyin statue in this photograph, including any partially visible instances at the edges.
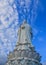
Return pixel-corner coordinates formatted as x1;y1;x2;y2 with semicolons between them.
17;20;33;45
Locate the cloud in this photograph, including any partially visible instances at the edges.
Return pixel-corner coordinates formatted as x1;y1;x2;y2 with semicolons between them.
0;0;19;59
0;0;19;29
15;0;42;24
0;50;7;65
32;27;39;36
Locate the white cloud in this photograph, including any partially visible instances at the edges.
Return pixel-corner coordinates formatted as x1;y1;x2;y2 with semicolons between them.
15;0;42;25
0;0;19;29
0;49;7;64
25;0;32;8
20;1;24;6
0;0;19;57
13;4;17;9
8;0;14;5
33;28;39;36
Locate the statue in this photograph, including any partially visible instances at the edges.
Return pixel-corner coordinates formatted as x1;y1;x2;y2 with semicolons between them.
17;20;33;45
5;20;42;65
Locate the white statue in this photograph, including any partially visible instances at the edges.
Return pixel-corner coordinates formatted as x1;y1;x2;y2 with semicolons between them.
17;20;33;44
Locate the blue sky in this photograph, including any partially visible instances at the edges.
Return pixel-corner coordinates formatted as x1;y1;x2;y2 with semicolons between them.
32;0;46;62
0;0;46;65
